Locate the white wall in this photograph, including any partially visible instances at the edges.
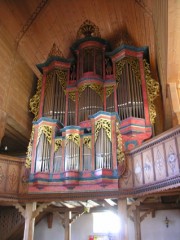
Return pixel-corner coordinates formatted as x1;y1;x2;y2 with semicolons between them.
34;210;180;240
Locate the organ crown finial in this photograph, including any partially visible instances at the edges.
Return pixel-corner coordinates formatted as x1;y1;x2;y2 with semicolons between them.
76;20;101;39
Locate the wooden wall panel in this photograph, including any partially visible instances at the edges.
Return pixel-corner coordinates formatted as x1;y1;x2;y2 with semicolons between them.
142;149;154;184
164;139;179;176
133;154;143;187
153;144;166;181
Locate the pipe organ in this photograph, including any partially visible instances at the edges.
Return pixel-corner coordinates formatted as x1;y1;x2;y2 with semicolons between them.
27;20;159;192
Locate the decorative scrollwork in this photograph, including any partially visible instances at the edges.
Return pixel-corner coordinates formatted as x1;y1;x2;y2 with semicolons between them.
143;60;159;124
78;83;103;99
66;134;80;146
29;77;42;121
106;86;114;98
116;123;125;162
55;139;63;152
76;19;101;39
68;91;76;102
25;126;35;168
116;57;141;84
37;125;52;145
46;68;67;94
95;119;111;142
83;136;91;149
48;43;64;58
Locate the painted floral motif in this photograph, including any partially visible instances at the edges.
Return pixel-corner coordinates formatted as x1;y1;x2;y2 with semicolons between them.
144;155;152;180
155;149;164;175
134;160;142;183
167;146;176;174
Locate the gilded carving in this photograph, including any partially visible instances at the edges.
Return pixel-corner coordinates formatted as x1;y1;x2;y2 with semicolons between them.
29;77;42;121
37;125;52;145
95;119;111;142
25;126;35;168
76;19;101;39
68;91;76;102
83;136;91;149
78;83;103;99
66;134;80;146
116;122;126;175
106;86;114;98
46;68;67;93
116;57;141;84
55;138;63;152
143;60;159;124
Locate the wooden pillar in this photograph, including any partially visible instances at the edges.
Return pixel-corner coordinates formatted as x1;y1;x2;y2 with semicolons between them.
117;198;128;240
64;211;71;240
23;202;37;240
133;208;141;240
0;110;6;145
168;82;180;126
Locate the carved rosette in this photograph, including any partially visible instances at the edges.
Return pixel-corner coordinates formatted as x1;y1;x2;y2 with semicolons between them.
29;78;42;121
66;134;80;146
143;60;159;124
25;126;35;168
116;57;141;84
37;125;52;145
55;139;63;152
95;119;111;142
76;19;101;39
83;136;91;149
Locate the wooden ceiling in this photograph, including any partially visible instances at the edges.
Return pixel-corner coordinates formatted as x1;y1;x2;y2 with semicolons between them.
0;0;179;153
0;0;156;77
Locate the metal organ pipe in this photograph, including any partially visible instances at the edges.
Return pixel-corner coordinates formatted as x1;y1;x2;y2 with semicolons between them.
65;140;79;171
35;133;51;172
54;147;62;172
43;71;66;124
95;128;112;169
117;61;144;120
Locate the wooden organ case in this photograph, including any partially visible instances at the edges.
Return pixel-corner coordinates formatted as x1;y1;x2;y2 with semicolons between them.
27;20;159;192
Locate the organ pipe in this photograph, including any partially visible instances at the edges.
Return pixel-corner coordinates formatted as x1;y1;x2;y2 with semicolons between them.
35;133;51;172
95;128;112;169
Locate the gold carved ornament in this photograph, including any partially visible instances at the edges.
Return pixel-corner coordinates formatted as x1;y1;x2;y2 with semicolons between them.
46;68;67;94
66;134;80;146
37;125;52;145
143;60;159;124
78;83;103;100
106;86;114;98
55;139;63;152
29;77;42;121
76;19;101;39
25;126;35;168
95;119;111;142
116;57;141;85
116;122;126;175
68;91;76;102
83;136;91;149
